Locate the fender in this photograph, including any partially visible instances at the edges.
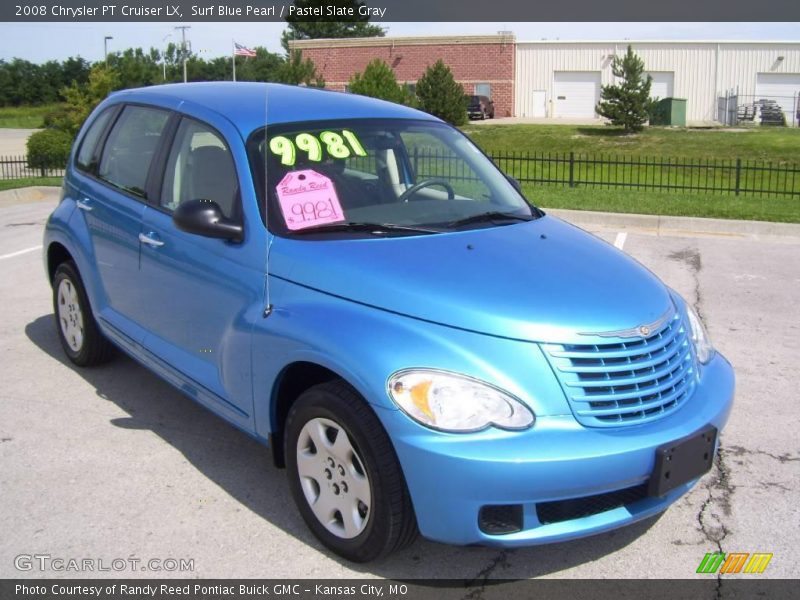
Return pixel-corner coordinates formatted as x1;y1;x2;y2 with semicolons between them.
251;275;571;440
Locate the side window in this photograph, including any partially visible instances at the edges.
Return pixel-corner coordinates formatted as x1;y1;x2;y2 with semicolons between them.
98;106;170;198
75;107;115;173
160;119;238;218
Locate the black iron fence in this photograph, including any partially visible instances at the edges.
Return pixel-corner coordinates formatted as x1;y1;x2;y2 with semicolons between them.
412;148;800;198
0;155;65;180
2;150;799;199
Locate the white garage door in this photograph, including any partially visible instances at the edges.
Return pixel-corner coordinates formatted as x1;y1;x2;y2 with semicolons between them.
553;72;601;118
755;73;800;125
647;72;674;99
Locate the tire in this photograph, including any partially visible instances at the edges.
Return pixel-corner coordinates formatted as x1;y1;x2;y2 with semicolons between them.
285;380;418;562
52;261;114;367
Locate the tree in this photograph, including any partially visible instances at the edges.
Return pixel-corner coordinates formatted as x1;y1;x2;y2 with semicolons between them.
596;45;653;133
415;60;467;126
55;64;121;136
275;51;325;87
281;0;384;53
348;59;415;105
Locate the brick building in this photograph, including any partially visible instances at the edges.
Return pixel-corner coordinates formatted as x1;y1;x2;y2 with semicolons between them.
289;34;516;117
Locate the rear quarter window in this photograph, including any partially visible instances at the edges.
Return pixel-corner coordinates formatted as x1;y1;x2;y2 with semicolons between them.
75;107;116;173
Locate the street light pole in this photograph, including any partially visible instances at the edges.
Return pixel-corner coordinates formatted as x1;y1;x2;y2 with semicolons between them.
174;26;191;83
162;33;172;81
104;36;113;62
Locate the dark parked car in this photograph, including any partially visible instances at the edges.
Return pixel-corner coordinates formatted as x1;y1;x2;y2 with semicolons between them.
468;95;495;120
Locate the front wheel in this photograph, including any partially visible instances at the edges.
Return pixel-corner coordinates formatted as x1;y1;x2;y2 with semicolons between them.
285;381;418;562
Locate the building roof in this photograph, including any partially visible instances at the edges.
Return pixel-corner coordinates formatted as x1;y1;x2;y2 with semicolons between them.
289;34;516;49
517;39;800;45
106;82;437;135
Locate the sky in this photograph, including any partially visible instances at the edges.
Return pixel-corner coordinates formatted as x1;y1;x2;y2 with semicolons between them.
1;22;799;63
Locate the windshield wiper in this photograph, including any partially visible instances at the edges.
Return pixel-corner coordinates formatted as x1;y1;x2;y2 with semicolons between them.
446;211;535;228
292;221;442;235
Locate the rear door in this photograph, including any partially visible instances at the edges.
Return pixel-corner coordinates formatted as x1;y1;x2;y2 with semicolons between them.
73;104;171;340
138;116;261;421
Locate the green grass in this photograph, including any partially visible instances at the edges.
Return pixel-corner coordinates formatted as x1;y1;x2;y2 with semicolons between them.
463;124;800;165
528;185;800;224
0;104;63;128
0;177;62;191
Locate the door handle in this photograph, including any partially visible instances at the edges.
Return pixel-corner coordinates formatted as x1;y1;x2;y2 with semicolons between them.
76;198;93;211
138;232;165;248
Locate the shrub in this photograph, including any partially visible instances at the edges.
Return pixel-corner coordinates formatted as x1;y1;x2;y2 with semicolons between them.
26;128;73;170
415;60;467;126
348;59;415;106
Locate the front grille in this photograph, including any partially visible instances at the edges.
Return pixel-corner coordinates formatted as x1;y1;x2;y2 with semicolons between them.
536;484;649;525
543;310;696;427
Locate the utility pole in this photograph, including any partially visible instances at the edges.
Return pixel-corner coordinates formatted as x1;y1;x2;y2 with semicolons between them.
174;26;191;83
104;36;113;62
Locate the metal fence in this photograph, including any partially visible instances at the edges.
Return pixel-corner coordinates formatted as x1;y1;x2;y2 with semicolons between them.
412;148;800;198
0;155;65;180
2;151;799;198
718;90;800;128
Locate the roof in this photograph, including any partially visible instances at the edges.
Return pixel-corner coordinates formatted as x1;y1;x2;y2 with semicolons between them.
289;34;516;49
107;82;438;136
516;39;800;45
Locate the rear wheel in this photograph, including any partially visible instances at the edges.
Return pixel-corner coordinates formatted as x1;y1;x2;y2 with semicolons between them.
285;380;418;562
52;261;114;366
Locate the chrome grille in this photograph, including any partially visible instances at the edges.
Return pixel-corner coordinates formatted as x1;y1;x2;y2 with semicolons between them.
543;311;696;427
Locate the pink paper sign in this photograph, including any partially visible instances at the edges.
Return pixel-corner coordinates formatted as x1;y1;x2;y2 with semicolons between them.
276;169;346;231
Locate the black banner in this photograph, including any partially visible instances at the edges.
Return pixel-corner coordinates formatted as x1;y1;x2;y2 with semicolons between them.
3;0;800;22
2;579;799;600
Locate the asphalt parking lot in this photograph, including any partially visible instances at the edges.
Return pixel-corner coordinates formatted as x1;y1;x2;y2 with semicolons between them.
1;190;798;581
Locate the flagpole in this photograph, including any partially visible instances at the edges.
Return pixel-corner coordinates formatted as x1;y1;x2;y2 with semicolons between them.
232;40;236;82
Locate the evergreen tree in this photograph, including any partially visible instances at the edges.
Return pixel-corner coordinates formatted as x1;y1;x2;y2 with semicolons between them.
596;45;653;133
281;0;384;53
415;60;467;126
348;59;415;105
275;51;325;87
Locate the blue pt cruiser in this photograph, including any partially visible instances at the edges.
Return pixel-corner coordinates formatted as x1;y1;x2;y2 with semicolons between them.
44;83;734;562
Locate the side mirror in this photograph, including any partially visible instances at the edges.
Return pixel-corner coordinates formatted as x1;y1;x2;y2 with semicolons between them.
172;199;243;243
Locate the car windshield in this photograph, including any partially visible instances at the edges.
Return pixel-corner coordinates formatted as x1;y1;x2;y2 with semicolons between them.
250;119;539;237
469;96;480;104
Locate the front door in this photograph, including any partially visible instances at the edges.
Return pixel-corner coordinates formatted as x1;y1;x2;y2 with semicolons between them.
138;117;262;421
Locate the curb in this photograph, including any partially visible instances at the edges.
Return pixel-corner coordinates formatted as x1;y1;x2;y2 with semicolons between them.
0;185;60;207
545;208;800;240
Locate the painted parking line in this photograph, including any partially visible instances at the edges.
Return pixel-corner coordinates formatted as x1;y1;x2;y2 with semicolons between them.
0;245;42;260
614;232;627;250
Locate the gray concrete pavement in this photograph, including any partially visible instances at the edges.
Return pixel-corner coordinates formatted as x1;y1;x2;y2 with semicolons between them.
0;128;39;156
1;194;798;580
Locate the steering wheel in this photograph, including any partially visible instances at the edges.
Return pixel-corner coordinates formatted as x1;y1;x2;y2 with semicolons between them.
398;179;456;203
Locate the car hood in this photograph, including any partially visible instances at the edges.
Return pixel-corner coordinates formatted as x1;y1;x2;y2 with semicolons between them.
270;216;674;344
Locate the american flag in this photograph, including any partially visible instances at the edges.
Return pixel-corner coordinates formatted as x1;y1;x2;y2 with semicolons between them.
234;43;256;57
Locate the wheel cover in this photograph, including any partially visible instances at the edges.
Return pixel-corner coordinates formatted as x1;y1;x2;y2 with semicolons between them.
57;278;84;352
296;417;372;539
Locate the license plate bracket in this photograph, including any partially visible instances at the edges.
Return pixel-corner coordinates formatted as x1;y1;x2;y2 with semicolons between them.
648;425;718;497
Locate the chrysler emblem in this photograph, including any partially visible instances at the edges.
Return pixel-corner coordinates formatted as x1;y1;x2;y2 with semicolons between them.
579;307;675;338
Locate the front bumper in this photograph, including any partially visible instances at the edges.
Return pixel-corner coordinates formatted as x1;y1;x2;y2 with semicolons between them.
374;353;734;546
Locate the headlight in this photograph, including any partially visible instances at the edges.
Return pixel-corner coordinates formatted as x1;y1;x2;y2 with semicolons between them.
387;369;535;432
685;304;714;364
